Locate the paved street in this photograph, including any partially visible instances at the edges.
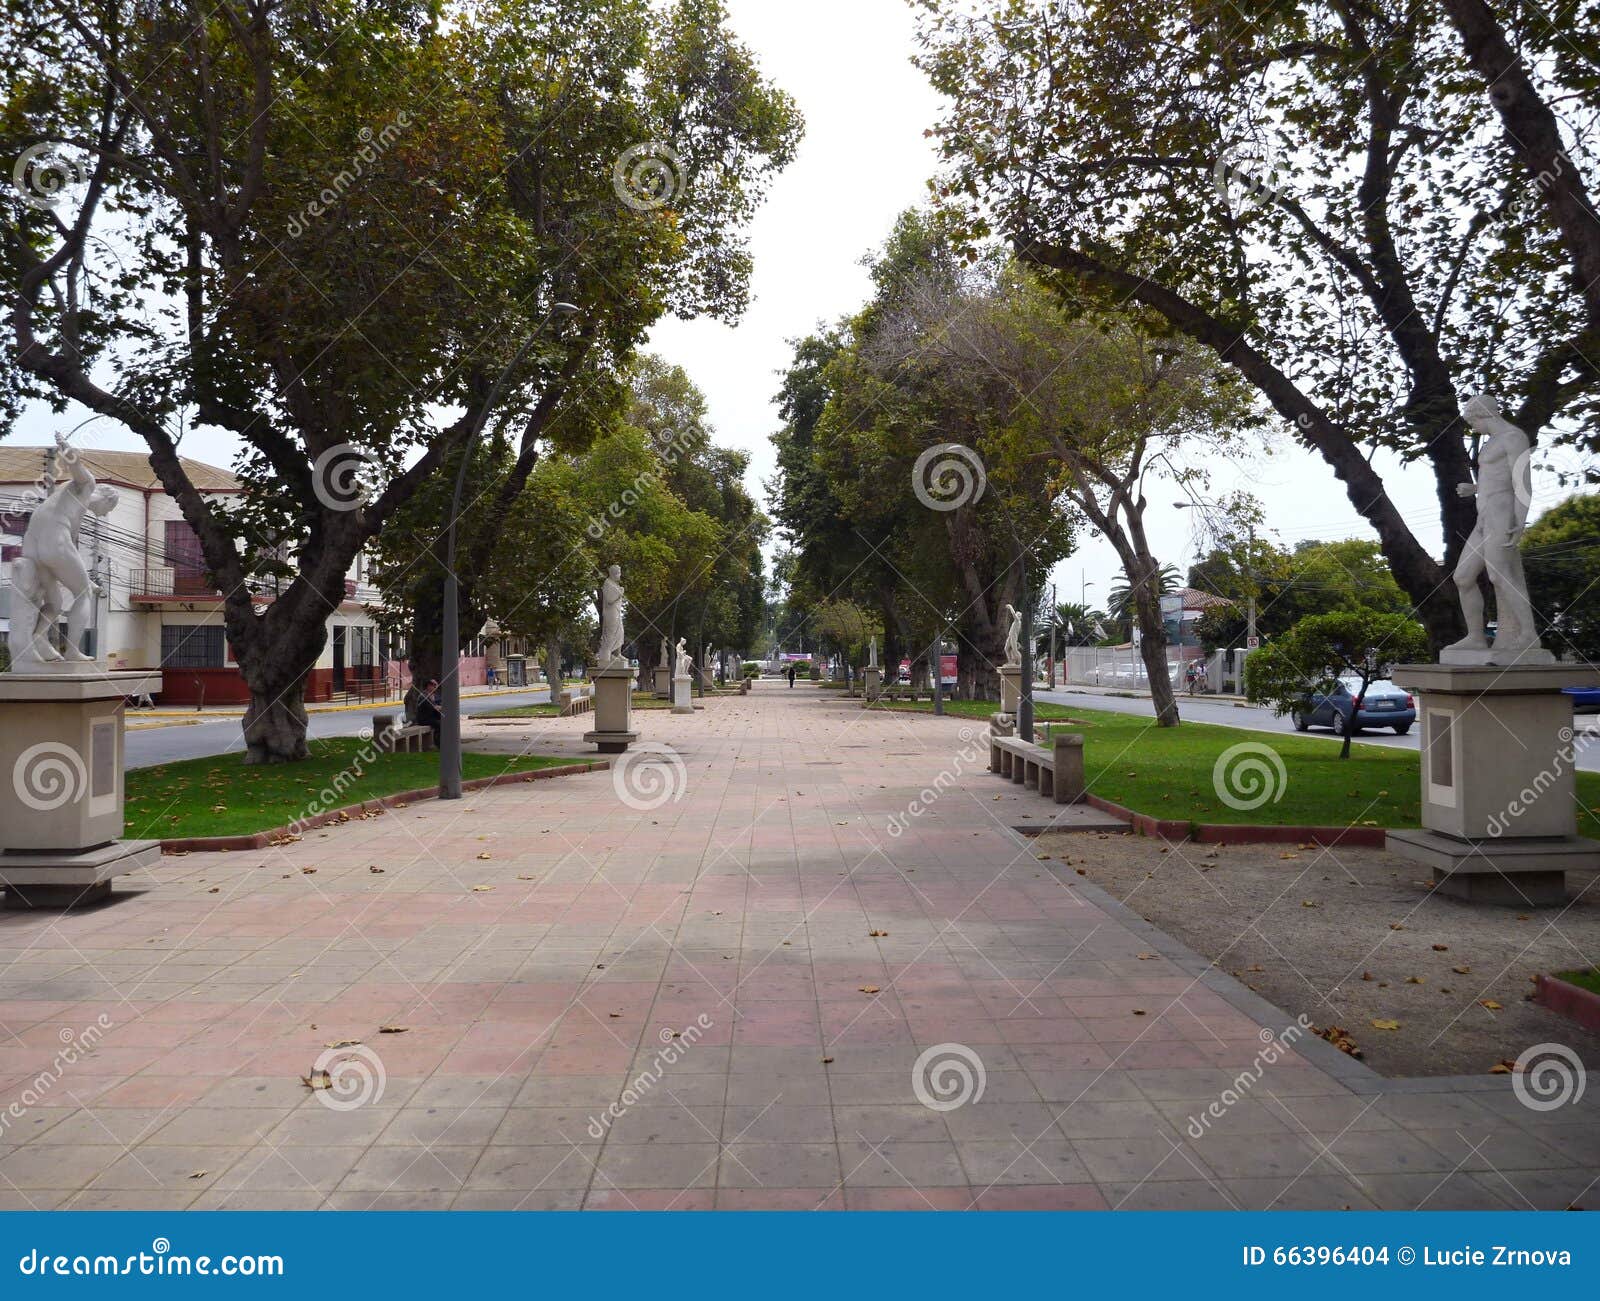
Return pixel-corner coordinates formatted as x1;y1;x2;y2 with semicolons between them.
1038;685;1600;772
2;682;1594;1210
125;689;555;769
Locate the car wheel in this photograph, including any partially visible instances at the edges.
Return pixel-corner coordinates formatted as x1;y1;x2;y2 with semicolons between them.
1331;709;1349;736
1392;723;1411;735
1291;709;1309;732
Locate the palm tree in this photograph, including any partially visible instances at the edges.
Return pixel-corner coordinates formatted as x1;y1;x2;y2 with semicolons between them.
1107;564;1180;639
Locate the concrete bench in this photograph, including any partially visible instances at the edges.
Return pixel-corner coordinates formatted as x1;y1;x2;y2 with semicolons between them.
989;731;1085;804
373;714;434;753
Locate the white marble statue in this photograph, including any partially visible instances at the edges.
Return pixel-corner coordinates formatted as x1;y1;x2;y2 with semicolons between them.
1002;603;1022;669
673;637;693;681
8;434;117;669
659;635;670;669
1442;395;1551;665
596;564;626;668
868;637;878;669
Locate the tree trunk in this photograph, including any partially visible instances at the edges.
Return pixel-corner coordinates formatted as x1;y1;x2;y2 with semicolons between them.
543;636;562;693
241;676;310;765
1130;575;1179;727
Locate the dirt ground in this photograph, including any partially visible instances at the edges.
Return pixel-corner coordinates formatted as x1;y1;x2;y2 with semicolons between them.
1035;830;1600;1079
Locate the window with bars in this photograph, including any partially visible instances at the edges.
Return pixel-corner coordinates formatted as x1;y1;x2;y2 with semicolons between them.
350;625;375;667
160;624;225;668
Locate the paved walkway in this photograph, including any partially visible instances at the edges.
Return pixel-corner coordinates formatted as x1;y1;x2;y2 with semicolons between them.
1;683;1594;1209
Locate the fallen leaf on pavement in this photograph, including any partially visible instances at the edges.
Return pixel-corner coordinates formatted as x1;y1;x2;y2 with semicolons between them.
378;1025;409;1034
1479;999;1503;1011
857;985;881;994
1370;1019;1402;1031
302;1070;332;1090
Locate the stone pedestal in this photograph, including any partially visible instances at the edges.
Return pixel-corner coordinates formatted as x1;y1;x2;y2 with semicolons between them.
581;667;638;754
1386;662;1600;905
999;665;1023;716
672;677;694;714
699;667;716;693
0;670;162;909
863;667;882;703
653;666;671;699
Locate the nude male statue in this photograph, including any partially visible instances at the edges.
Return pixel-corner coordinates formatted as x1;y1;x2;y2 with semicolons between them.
1441;395;1551;665
10;435;117;667
1002;603;1022;669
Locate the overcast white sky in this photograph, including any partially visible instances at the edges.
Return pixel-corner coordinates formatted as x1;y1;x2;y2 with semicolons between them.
12;0;1586;624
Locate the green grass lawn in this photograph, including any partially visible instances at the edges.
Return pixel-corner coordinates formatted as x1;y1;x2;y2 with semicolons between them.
485;691;712;719
126;738;572;839
1556;968;1600;996
881;699;1600;835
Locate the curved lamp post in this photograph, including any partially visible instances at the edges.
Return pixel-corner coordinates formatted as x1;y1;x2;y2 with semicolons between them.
440;301;580;799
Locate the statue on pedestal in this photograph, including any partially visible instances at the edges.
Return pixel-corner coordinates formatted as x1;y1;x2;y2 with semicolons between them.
673;637;693;680
659;635;670;669
596;565;627;668
8;434;117;670
1442;395;1551;665
1002;604;1022;669
868;637;878;669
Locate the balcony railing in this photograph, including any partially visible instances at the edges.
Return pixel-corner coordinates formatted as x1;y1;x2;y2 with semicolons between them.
130;567;220;599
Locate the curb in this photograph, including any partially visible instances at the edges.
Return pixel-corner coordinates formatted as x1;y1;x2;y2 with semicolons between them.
1534;972;1600;1034
158;760;610;853
1078;792;1387;848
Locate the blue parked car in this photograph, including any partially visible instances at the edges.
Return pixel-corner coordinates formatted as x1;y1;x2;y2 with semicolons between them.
1564;686;1600;714
1291;676;1416;736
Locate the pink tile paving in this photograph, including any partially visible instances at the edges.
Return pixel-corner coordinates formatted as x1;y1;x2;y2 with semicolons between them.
0;681;1592;1212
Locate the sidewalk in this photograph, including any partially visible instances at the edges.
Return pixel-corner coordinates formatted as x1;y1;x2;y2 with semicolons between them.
0;680;1592;1209
133;683;549;721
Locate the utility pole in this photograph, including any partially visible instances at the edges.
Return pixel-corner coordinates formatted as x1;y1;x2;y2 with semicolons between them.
1048;581;1058;688
1019;553;1034;743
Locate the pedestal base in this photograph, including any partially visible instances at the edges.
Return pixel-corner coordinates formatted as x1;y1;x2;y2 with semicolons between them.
863;667;882;703
1386;828;1593;906
0;839;161;909
999;666;1023;716
587;668;636;753
672;679;694;714
653;667;671;699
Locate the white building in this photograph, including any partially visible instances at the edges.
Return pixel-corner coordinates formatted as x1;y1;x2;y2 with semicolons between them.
0;445;398;704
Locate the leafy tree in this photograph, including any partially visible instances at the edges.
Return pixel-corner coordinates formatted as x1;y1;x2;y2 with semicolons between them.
917;0;1600;651
1246;609;1428;758
1523;493;1600;662
2;0;797;761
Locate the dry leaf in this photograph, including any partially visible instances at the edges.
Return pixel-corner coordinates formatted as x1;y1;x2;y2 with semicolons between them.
868;929;889;938
1479;999;1503;1011
1431;944;1449;952
1406;976;1424;985
857;985;881;994
1452;965;1471;975
1137;952;1158;961
1370;1019;1402;1031
1361;971;1374;981
302;1069;332;1090
324;1038;361;1049
300;867;317;875
1490;1059;1516;1074
1388;922;1404;930
368;866;384;874
1132;1009;1146;1016
821;1056;834;1064
1301;900;1319;908
188;1170;208;1179
378;1025;409;1035
476;852;492;860
472;885;494;892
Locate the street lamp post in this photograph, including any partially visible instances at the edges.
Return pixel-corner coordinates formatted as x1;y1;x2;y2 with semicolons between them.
440;301;579;799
